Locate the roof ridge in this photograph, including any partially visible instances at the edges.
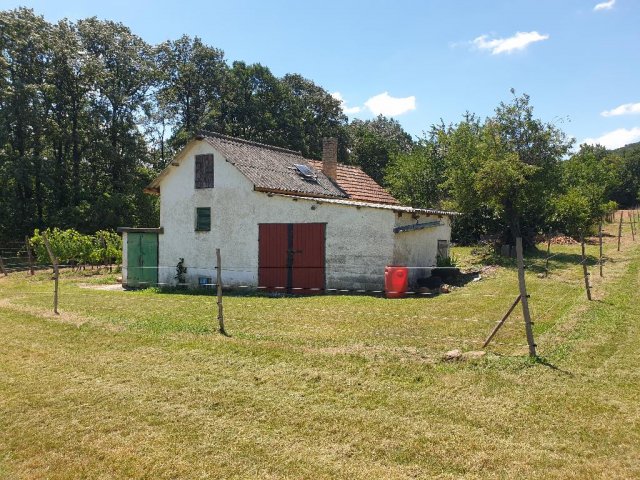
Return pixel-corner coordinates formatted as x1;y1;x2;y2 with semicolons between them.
199;130;303;156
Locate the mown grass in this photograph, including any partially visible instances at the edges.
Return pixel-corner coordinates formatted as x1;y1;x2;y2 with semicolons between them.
1;218;639;479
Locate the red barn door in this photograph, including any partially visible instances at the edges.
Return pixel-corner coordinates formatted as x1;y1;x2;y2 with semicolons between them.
258;223;325;294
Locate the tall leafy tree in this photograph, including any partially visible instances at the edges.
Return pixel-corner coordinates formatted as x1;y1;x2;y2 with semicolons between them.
347;115;413;184
156;35;227;154
438;93;572;245
75;17;158;230
0;8;51;235
385;134;445;208
279;74;348;160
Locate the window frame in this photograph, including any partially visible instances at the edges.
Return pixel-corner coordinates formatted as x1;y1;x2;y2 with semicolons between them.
195;154;214;189
195;207;211;232
437;239;450;260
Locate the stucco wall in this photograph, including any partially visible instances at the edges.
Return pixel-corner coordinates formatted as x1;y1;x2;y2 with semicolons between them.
155;140;451;291
392;213;452;285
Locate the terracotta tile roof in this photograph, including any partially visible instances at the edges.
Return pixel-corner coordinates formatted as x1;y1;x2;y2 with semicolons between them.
307;160;399;205
202;132;348;199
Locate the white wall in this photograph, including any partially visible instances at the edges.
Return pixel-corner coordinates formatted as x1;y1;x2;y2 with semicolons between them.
157;141;400;290
392;213;452;285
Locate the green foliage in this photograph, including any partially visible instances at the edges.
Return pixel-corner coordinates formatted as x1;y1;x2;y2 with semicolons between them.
386;93;575;245
461;92;572;245
0;8;347;242
544;143;621;237
347;115;413;184
550;189;592;238
385;138;444;208
609;141;640;207
30;228;121;266
436;252;458;267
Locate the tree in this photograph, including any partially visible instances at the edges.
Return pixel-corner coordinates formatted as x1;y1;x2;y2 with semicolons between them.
279;73;348;160
347;115;413;184
384;135;445;208
155;35;227;154
438;93;573;245
0;8;52;237
559;144;616;228
609;141;640;207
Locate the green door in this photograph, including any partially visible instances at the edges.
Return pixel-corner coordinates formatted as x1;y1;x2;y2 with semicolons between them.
127;233;158;287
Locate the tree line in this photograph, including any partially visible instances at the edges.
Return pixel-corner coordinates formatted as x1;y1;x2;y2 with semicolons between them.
1;8;638;247
0;8;351;241
385;92;639;245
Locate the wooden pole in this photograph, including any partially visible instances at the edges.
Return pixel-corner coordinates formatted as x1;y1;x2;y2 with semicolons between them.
580;234;592;301
482;295;521;348
598;222;603;278
629;211;636;241
617;212;623;251
99;234;108;272
25;236;34;275
515;238;536;357
216;248;227;336
42;233;60;315
0;253;7;276
545;231;552;277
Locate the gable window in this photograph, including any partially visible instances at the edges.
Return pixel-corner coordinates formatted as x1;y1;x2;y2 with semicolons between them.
195;154;214;188
195;207;211;231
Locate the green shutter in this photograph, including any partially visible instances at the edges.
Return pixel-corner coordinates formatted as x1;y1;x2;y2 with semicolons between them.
196;207;211;231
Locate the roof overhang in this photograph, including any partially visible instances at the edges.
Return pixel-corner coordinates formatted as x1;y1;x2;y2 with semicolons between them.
266;193;460;216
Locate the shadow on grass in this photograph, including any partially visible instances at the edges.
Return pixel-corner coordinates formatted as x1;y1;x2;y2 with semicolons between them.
533;356;574;376
149;285;390;299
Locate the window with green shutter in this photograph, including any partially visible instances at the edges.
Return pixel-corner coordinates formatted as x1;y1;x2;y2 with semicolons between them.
195;207;211;231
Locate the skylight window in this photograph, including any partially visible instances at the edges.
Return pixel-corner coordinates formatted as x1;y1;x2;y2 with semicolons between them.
294;164;318;182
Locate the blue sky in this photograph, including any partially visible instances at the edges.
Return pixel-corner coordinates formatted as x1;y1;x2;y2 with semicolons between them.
3;0;639;148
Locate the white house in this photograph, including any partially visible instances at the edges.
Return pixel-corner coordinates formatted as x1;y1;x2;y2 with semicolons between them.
119;132;456;292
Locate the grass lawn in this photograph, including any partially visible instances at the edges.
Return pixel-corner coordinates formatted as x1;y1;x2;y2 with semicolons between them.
1;218;639;479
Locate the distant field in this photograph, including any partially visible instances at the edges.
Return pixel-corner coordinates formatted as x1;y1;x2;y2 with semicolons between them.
1;220;639;479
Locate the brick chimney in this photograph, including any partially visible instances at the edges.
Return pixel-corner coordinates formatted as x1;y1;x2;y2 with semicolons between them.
322;137;338;181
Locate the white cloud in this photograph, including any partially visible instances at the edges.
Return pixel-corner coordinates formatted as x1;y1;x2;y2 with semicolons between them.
331;91;361;115
601;102;640;117
594;0;615;11
363;92;416;117
583;127;640;149
472;31;549;55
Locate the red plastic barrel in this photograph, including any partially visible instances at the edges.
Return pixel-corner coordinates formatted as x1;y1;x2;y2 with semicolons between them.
384;266;408;298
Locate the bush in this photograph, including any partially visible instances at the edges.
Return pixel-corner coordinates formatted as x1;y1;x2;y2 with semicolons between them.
30;228;122;267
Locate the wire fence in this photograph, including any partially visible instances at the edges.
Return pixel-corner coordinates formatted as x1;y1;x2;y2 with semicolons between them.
1;213;636;357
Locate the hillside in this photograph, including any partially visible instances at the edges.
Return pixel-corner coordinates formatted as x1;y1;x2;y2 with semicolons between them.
613;140;640;155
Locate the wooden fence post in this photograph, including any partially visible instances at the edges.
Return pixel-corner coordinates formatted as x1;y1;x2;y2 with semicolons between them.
516;238;536;357
580;234;592;301
617;212;623;251
0;253;7;276
216;248;227;336
544;231;552;277
629;211;636;241
42;232;60;315
482;295;521;348
25;236;34;275
599;222;603;278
